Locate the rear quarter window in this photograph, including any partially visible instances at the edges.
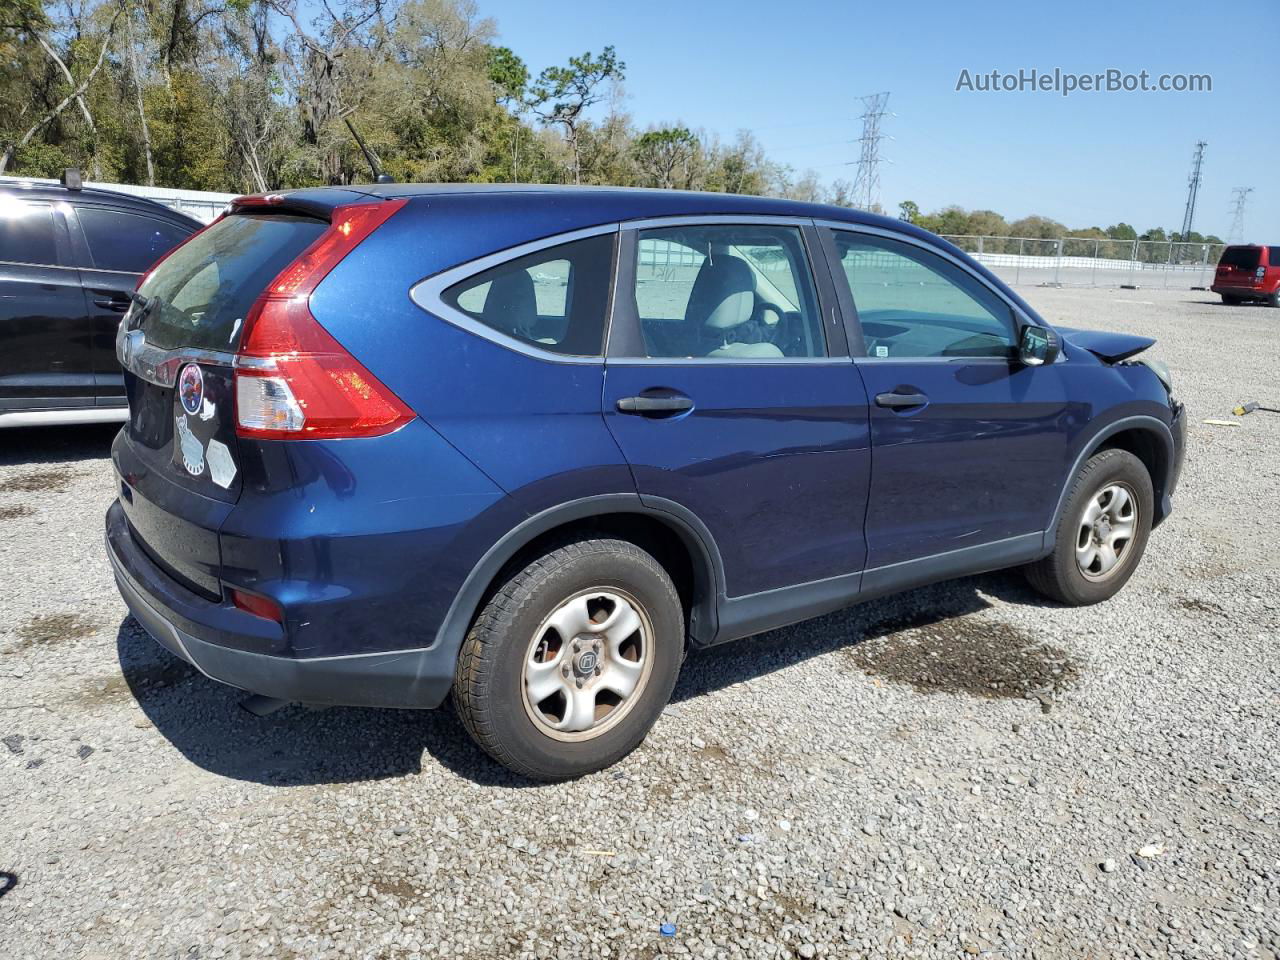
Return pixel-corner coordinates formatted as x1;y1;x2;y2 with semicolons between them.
440;233;615;357
138;213;326;351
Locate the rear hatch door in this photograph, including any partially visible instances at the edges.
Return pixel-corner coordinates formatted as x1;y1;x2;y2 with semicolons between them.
1216;245;1260;284
115;206;333;596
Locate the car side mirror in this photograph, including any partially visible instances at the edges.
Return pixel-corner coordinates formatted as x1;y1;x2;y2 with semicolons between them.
1019;325;1061;366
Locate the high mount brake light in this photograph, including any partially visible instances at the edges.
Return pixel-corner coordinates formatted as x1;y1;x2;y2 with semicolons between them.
234;198;413;441
232;193;287;208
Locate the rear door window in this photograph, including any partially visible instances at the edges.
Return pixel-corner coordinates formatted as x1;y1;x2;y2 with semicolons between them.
137;213;326;351
629;224;826;359
0;199;58;266
75;207;192;273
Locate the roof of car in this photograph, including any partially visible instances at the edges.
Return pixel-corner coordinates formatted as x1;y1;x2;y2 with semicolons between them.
0;179;200;223
354;181;896;225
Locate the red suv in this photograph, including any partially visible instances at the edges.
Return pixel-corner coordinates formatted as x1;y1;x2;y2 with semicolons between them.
1212;244;1280;306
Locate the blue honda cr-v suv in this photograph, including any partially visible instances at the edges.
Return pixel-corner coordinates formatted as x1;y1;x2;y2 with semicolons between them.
106;185;1186;780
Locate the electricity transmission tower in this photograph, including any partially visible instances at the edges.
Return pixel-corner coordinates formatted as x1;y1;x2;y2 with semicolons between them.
1227;187;1253;244
1179;140;1207;239
851;92;891;212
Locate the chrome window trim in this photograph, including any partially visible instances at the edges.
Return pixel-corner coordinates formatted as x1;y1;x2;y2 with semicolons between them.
625;213;815;229
815;219;1041;362
409;223;620;366
0;259;78;271
606;356;851;367
81;266;143;277
116;317;238;387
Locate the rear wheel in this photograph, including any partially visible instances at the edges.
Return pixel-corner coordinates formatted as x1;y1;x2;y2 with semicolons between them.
1269;290;1280;308
1221;294;1241;305
453;538;683;781
1025;449;1154;605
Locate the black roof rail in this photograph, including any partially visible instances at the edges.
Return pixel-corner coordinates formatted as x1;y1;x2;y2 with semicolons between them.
59;167;83;190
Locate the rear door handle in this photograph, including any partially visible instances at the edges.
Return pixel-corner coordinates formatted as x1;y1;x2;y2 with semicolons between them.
875;391;929;409
616;394;694;415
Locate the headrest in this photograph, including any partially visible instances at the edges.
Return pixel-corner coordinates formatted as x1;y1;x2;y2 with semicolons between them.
685;256;755;330
482;269;537;334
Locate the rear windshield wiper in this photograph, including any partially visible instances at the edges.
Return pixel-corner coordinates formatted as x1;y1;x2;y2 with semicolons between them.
123;291;164;333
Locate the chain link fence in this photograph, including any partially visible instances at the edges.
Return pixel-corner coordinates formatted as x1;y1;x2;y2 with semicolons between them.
941;235;1226;290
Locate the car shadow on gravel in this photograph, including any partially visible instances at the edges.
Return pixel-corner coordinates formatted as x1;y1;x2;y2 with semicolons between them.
114;619;533;789
118;569;1066;789
0;423;120;467
671;570;1070;704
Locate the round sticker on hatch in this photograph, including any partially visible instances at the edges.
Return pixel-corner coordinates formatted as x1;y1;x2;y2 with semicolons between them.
178;363;204;415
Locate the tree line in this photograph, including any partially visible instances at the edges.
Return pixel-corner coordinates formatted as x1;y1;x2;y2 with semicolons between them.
0;0;855;200
0;0;1220;256
897;201;1225;259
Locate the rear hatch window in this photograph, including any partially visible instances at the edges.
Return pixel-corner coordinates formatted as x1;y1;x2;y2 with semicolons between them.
1218;246;1260;270
138;213;327;351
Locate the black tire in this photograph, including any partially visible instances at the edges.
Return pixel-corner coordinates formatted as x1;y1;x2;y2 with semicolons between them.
1269;291;1280;308
1024;449;1154;606
453;538;683;781
1221;294;1241;305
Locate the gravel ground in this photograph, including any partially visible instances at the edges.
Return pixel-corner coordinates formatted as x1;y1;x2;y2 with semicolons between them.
2;286;1277;960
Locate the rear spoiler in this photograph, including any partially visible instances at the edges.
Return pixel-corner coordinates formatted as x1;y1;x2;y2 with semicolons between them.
1057;327;1154;363
231;188;380;221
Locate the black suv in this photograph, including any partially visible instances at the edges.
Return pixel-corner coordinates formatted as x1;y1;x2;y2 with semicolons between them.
0;174;201;427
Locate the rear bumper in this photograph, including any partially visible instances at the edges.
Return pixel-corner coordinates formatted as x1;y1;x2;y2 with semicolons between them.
1211;283;1274;297
106;500;455;709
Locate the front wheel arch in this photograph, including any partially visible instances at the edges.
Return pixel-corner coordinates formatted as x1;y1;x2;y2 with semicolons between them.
1044;415;1175;552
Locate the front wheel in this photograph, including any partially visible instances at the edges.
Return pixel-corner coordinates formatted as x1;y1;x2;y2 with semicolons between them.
453;538;684;781
1025;449;1154;605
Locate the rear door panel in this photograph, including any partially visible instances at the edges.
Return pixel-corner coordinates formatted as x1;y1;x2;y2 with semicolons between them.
603;360;872;596
602;221;871;599
65;204;196;403
0;201;93;405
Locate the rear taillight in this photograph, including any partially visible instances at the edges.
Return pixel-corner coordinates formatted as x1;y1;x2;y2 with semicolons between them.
234;198;412;441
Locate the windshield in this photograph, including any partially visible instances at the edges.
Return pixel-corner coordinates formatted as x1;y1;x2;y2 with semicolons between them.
137;213;327;351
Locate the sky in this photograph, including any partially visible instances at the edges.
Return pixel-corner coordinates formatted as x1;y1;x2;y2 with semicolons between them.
480;0;1278;240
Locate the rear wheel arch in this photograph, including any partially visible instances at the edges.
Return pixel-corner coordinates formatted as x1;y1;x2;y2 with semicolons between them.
436;496;722;666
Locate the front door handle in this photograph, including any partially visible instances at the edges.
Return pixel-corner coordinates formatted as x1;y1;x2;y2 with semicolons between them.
616;394;694;416
93;296;131;312
875;391;929;409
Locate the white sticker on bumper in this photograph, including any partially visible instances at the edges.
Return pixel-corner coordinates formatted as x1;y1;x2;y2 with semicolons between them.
176;415;205;477
206;439;238;489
